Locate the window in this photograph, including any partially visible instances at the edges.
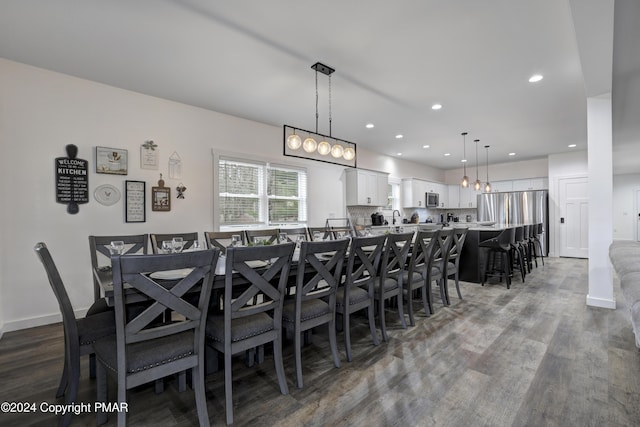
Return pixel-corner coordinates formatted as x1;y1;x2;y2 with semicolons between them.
218;157;307;227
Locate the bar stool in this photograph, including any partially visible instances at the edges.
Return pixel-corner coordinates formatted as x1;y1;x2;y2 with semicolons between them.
479;228;513;289
511;226;528;281
530;223;545;266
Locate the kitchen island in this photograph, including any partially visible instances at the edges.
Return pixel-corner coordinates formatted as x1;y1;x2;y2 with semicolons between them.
457;224;515;284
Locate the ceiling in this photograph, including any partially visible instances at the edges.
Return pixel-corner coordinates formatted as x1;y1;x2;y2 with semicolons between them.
0;0;637;172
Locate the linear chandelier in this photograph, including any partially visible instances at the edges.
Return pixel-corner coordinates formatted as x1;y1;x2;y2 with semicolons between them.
283;62;357;168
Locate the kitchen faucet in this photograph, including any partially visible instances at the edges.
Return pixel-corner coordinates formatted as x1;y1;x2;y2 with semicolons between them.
392;210;401;225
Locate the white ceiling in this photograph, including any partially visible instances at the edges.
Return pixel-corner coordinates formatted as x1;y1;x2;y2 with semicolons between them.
0;0;637;172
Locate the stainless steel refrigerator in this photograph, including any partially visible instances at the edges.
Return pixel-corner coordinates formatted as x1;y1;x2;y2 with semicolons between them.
477;190;549;255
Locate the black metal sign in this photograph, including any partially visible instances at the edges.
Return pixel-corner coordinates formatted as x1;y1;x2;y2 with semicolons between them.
55;144;89;214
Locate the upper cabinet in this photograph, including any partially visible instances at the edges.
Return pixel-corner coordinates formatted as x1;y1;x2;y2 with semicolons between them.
345;169;389;206
489;180;513;193
402;178;448;208
446;185;479;209
512;178;548;191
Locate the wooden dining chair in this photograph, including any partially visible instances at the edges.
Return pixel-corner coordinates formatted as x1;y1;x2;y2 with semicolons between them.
204;231;244;255
205;243;294;425
244;228;278;246
376;232;412;341
94;248;219;427
432;229;454;309
277;227;308;243
88;234;148;302
282;238;349;388
34;242;115;427
445;228;469;303
336;234;386;362
307;226;332;241
403;230;440;325
150;232;199;253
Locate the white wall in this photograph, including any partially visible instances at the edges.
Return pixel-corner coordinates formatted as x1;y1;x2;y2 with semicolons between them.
444;157;549;184
0;59;451;333
613;174;640;240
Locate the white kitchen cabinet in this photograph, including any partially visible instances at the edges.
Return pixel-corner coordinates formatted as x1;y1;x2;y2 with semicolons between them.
345;169;389;206
447;185;460;209
402;178;426;208
446;184;478;208
490;180;513;193
512;178;548;191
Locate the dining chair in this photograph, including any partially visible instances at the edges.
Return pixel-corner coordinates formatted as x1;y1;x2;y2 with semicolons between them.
282;238;349;388
94;248;219;427
432;229;454;308
244;228;278;246
445;228;469;303
375;232;412;341
150;232;199;253
307;226;333;241
34;242;115;427
204;231;245;255
403;230;440;326
277;227;308;243
205;243;294;425
89;234;149;302
336;234;385;362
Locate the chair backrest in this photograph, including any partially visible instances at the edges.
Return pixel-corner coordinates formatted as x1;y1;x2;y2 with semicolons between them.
277;227;308;243
244;229;278;246
418;224;444;231
330;227;354;240
448;228;469;262
412;230;441;279
308;227;333;241
150;232;199;253
111;249;219;358
433;229;454;268
89;235;149;299
514;226;524;243
380;232;414;281
344;235;386;295
295;239;349;306
204;231;245;255
223;243;295;322
34;242;80;345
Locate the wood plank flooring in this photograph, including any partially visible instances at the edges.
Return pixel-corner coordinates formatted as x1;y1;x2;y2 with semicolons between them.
1;257;640;426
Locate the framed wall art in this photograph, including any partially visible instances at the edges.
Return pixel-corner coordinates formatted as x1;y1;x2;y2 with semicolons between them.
125;180;146;222
140;140;159;170
151;174;171;211
96;146;128;175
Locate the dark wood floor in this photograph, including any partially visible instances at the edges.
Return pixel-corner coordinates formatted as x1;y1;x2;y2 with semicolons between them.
2;257;640;426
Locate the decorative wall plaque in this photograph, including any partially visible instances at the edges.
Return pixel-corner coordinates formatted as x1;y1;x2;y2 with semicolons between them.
55;144;89;214
168;151;182;179
125;180;146;222
152;174;171;211
140;140;159;170
96;146;128;175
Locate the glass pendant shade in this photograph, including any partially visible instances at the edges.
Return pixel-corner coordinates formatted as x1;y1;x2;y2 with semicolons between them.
286;133;302;150
461;175;469;188
331;143;344;158
343;146;355;160
317;140;331;155
484;182;492;193
474;179;481;191
303;137;317;153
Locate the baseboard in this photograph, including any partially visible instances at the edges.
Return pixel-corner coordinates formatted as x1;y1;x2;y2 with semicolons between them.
0;308;89;336
586;295;616;309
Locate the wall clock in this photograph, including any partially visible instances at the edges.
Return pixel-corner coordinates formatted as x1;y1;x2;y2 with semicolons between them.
94;184;121;206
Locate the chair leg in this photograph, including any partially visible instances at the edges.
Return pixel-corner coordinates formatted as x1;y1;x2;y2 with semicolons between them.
96;362;108;426
328;315;341;369
397;293;407;329
379;297;388;342
177;371;186;392
295;327;303;389
367;306;379;347
117;372;127;426
273;334;289;395
56;356;69;398
454;272;463;299
89;353;97;379
224;351;234;425
426;279;435;314
343;310;352;362
421;286;431;317
192;363;210;427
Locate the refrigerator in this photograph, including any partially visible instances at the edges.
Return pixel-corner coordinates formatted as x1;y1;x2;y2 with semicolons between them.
477;190;549;255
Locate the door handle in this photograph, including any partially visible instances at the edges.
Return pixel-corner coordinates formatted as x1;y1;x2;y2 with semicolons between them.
560;217;565;224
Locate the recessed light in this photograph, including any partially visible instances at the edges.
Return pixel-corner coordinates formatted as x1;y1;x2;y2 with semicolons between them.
366;123;374;129
432;104;442;110
423;145;430;149
529;74;543;83
395;134;403;139
461;159;467;163
508;152;516;156
568;144;577;148
444;153;451;157
396;152;403;156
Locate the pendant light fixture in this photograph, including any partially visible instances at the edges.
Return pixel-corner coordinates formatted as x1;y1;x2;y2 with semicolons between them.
460;132;469;188
484;145;492;193
473;139;481;191
283;62;357;167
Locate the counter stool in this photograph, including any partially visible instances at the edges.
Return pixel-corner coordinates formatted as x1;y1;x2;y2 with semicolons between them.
530;223;545;266
479;229;513;289
511;226;527;282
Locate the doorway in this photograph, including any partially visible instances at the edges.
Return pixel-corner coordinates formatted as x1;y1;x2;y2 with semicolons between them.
558;176;589;258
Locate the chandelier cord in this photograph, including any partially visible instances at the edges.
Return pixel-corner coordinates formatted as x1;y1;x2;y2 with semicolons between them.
315;70;319;134
329;74;332;137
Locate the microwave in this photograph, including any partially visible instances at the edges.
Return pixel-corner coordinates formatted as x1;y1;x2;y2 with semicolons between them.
426;192;439;208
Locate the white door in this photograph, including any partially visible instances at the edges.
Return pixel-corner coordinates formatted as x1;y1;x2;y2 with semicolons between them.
559;176;589;258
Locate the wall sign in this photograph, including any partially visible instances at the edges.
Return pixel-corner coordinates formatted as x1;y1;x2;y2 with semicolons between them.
56;144;89;214
152;174;171;211
96;146;128;175
140;140;159;170
125;180;146;222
